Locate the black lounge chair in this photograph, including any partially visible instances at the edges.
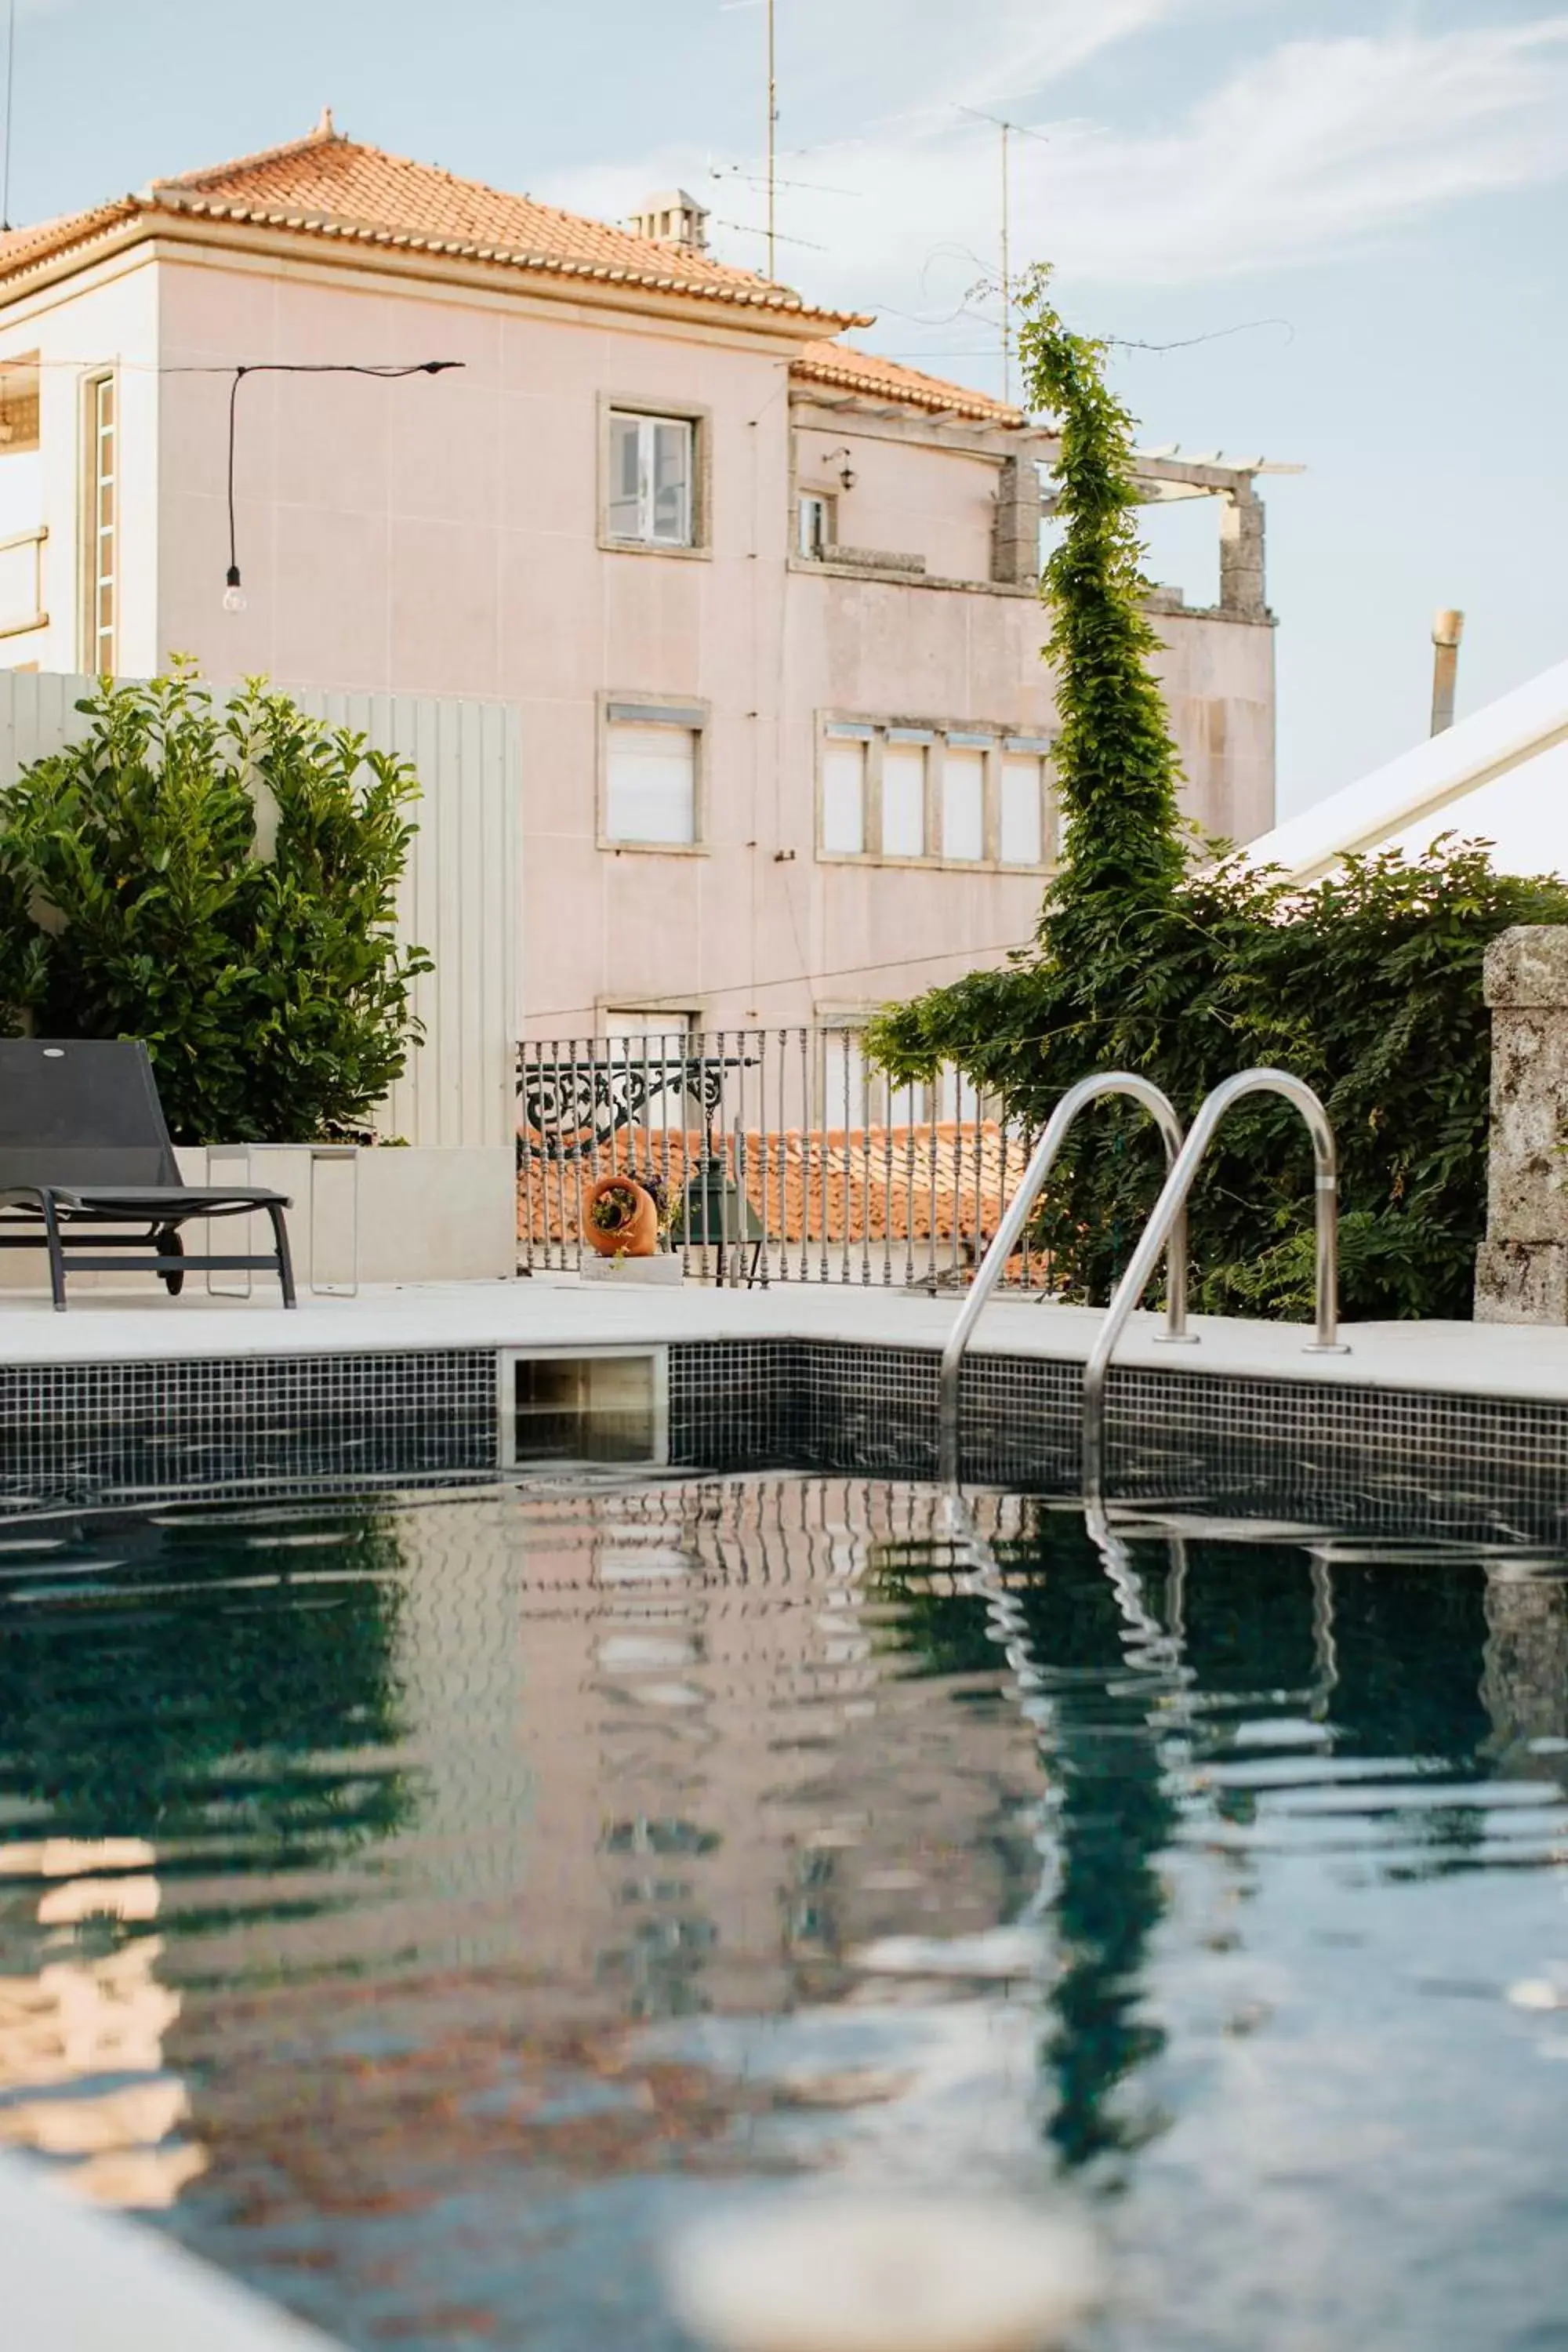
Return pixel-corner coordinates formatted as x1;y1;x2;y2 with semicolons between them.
0;1039;296;1310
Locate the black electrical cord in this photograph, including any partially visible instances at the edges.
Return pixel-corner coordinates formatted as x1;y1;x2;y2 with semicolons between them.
223;359;463;598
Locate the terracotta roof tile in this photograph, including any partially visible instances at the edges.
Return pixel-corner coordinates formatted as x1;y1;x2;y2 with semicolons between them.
0;118;864;327
151;122;797;297
0;123;1022;426
789;339;1024;426
521;1123;1022;1261
0;197;139;271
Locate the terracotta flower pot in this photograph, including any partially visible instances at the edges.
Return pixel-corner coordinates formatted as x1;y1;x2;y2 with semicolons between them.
584;1174;659;1258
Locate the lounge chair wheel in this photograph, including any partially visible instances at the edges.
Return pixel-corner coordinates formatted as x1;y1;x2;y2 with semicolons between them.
156;1226;184;1294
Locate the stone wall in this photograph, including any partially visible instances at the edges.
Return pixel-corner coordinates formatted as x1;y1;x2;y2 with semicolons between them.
1475;925;1568;1321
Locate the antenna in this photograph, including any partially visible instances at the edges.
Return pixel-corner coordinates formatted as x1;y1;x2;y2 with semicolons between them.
718;0;780;274
1;0;15;234
766;0;777;278
1000;118;1010;403
956;105;1048;406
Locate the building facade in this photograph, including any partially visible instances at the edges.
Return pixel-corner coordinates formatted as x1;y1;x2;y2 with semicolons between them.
0;116;1278;1038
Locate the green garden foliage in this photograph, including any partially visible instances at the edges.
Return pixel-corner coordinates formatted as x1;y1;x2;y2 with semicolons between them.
867;273;1568;1320
0;669;430;1143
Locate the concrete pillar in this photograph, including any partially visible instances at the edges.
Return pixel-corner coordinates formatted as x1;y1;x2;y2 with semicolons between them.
1475;926;1568;1321
1218;487;1267;620
991;456;1042;587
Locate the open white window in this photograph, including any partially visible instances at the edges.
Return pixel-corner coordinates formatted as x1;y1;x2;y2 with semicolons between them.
608;411;696;547
604;702;702;846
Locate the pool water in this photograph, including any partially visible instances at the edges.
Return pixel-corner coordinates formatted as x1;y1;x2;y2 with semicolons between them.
2;1476;1566;2351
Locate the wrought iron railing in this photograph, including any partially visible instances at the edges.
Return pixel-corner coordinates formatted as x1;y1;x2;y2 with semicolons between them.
516;1028;1050;1290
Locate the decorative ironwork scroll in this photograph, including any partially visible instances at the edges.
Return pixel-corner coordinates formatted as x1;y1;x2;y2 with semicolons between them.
516;1049;752;1161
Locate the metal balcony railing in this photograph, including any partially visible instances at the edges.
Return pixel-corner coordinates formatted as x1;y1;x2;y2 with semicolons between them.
516;1027;1049;1290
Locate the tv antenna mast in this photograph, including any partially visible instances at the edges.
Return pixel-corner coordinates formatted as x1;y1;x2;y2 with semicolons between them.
765;0;778;276
721;0;779;276
955;106;1047;406
1;0;16;233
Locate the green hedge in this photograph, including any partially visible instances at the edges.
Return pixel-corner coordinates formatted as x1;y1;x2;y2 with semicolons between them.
867;273;1568;1320
869;840;1568;1319
0;669;430;1143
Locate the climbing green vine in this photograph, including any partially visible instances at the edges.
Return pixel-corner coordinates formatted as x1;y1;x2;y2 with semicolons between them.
867;270;1568;1320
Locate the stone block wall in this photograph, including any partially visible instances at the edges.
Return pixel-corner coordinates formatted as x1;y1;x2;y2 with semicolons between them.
1475;925;1568;1321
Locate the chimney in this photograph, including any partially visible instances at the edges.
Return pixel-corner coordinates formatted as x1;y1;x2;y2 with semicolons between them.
1430;608;1465;736
626;190;710;255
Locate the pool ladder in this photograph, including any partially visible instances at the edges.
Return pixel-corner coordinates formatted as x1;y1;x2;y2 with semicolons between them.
937;1068;1350;1497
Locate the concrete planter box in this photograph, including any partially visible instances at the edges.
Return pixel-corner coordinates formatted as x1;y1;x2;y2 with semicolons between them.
0;1145;516;1294
190;1145;518;1290
579;1250;684;1286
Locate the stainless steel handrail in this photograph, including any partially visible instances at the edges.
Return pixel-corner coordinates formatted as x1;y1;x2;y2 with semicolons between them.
1081;1068;1349;1501
938;1072;1189;1488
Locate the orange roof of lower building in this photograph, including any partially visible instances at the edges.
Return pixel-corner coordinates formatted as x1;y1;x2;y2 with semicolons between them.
789;339;1024;426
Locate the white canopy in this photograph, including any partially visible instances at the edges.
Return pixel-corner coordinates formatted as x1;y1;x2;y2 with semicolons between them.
1248;658;1568;881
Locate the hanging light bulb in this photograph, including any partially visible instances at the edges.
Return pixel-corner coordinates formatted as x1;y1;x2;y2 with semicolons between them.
222;564;246;614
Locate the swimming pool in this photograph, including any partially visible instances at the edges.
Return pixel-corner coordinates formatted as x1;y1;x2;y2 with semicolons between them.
1;1474;1565;2350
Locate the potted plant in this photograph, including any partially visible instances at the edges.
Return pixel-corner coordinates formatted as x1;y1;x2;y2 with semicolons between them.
584;1173;659;1258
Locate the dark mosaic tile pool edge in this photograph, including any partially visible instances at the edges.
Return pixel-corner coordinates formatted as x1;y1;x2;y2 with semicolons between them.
666;1339;1568;1542
2;1338;1567;1539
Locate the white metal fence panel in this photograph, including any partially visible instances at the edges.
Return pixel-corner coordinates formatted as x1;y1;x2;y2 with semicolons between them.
0;671;521;1150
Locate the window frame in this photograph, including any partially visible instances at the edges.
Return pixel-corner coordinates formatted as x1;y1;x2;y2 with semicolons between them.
940;735;989;864
599;396;711;559
880;728;933;862
819;720;872;858
797;488;837;559
815;715;1054;874
999;737;1053;869
597;691;710;856
83;371;117;676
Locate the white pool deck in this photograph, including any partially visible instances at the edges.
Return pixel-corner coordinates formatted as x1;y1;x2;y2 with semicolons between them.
3;1270;1568;1404
4;2153;343;2352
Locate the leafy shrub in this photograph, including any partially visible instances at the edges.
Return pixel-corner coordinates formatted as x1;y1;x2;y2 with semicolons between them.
867;273;1568;1320
0;668;431;1142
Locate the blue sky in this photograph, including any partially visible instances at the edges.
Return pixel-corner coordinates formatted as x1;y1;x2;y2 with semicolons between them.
9;0;1566;815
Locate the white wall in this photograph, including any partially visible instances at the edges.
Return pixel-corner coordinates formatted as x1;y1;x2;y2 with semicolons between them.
0;248;162;677
1249;656;1568;880
0;671;521;1149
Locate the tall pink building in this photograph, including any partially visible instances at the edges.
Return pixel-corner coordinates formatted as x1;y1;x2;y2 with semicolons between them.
0;115;1276;1036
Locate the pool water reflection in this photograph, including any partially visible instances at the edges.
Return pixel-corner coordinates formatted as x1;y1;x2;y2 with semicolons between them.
0;1479;1565;2350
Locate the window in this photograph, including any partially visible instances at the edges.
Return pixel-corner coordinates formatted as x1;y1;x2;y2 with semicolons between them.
798;491;835;558
0;355;38;456
87;374;116;674
604;702;702;846
0;354;43;645
942;742;986;862
604;1007;696;1051
881;736;927;858
817;718;1054;870
601;1009;698;1087
1000;745;1048;866
608;410;695;547
821;725;869;855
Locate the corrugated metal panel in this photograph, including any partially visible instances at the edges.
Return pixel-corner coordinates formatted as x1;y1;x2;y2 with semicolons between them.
0;672;521;1149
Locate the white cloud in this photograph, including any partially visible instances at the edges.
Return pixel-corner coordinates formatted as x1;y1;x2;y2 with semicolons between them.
540;14;1568;320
